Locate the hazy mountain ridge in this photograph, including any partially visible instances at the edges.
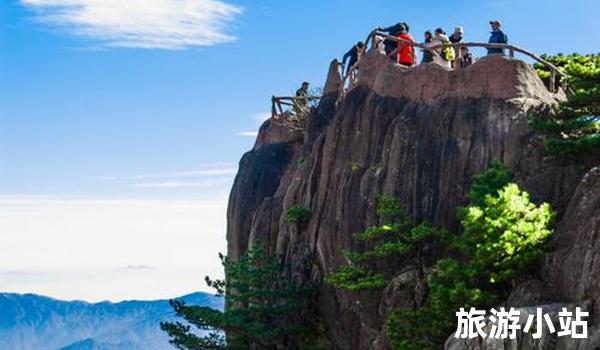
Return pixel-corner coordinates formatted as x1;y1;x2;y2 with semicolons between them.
0;292;223;350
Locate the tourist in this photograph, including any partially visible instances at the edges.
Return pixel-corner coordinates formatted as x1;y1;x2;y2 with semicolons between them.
449;26;464;44
449;26;464;69
342;41;365;75
487;20;507;55
294;82;310;115
378;22;408;58
460;46;475;68
396;23;417;67
421;31;434;64
432;28;454;68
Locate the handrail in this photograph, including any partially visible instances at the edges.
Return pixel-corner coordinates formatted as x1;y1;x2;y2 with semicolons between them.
341;29;566;97
271;95;321;119
373;31;565;77
270;95;321;133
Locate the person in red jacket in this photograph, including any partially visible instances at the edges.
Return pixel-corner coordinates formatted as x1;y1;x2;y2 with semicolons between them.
396;23;417;67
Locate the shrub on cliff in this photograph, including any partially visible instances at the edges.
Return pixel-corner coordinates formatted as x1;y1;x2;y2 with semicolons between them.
325;195;443;292
286;204;312;226
533;54;600;155
161;244;320;350
388;162;555;349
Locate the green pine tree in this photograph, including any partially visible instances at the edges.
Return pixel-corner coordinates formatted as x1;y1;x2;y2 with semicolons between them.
533;54;600;155
161;244;320;350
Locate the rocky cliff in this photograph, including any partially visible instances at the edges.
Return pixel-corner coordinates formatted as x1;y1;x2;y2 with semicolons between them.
227;50;600;349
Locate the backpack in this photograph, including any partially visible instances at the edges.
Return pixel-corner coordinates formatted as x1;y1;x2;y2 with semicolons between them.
441;37;455;61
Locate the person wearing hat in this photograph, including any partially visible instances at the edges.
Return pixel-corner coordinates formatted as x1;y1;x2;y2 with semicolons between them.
449;26;464;44
342;41;365;75
487;20;508;55
449;26;465;69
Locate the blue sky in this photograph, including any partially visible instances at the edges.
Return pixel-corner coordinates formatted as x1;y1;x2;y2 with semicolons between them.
0;0;598;301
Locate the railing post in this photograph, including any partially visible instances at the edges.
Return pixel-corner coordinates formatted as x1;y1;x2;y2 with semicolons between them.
509;48;514;58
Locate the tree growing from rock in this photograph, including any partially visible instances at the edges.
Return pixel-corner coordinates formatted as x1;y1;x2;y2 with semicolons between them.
161;244;320;350
388;162;554;349
534;54;600;155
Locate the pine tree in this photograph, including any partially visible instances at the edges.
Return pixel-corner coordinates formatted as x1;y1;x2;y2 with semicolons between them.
533;54;600;155
161;244;318;350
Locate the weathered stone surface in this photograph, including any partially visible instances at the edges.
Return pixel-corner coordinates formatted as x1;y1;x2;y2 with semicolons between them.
543;167;600;316
445;302;599;350
358;51;556;105
226;53;600;349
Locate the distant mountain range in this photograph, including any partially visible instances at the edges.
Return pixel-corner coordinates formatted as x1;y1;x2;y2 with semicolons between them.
0;292;223;350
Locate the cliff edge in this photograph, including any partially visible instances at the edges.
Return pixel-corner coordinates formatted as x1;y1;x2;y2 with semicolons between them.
226;51;600;349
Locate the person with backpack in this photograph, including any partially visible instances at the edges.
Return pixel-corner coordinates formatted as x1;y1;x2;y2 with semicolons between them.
396;23;417;67
433;28;455;68
377;22;408;59
487;20;508;55
421;31;434;64
342;41;365;75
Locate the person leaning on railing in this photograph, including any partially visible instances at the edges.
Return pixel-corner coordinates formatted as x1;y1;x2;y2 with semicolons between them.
342;41;365;75
377;22;409;59
421;31;435;64
432;28;455;68
396;23;417;67
488;20;508;55
449;26;464;69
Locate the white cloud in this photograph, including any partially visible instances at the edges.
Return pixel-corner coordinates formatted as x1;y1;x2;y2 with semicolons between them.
97;164;238;181
0;196;227;301
21;0;243;49
133;178;230;188
237;131;258;137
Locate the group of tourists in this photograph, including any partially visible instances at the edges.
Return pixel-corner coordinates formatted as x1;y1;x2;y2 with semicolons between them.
287;21;509;119
341;20;508;75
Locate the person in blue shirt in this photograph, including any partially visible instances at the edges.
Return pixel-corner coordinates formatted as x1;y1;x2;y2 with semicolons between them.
488;20;508;55
342;41;365;75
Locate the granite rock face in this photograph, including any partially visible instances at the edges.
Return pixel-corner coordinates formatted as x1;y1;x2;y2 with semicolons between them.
226;51;600;349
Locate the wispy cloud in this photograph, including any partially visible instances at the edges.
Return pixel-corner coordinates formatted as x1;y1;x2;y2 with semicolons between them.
237;131;258;137
92;163;237;193
97;164;238;181
236;112;269;137
21;0;243;49
133;179;230;189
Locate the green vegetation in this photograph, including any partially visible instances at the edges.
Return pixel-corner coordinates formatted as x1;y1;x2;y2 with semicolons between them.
467;160;513;206
161;244;322;350
533;54;600;155
287;204;312;225
326;162;555;349
325;195;443;292
391;162;554;349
